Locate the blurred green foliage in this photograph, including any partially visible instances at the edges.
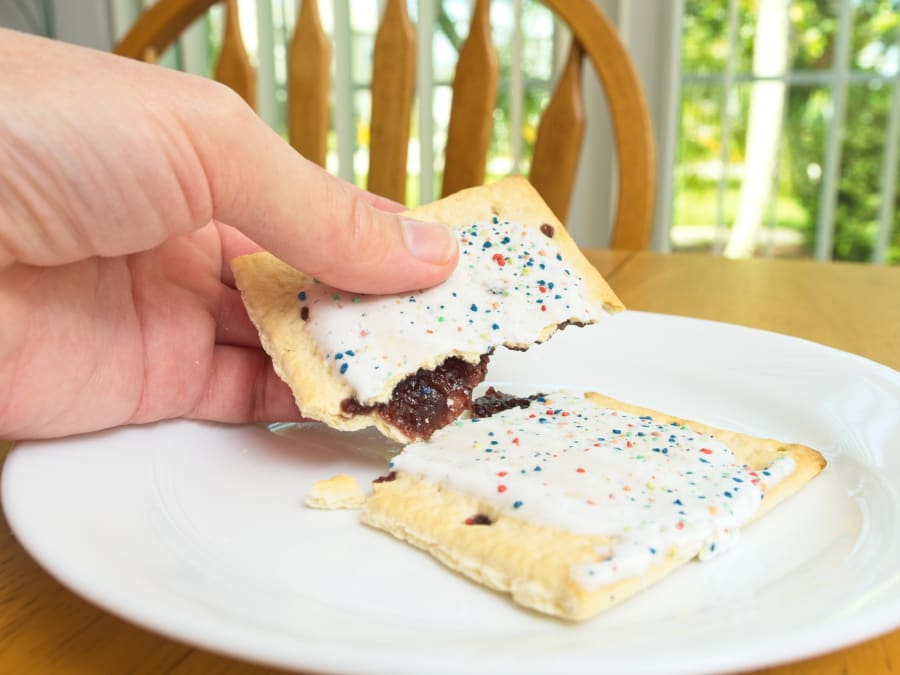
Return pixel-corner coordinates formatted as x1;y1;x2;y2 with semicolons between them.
680;0;900;262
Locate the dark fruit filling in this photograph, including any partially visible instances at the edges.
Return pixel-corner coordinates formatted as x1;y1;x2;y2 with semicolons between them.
472;386;544;418
340;353;491;440
373;471;397;483
338;319;587;437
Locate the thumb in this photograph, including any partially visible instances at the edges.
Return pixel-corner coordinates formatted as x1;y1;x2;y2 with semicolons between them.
194;92;458;294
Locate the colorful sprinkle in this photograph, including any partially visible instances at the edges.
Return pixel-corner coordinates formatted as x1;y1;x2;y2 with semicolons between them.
299;220;598;404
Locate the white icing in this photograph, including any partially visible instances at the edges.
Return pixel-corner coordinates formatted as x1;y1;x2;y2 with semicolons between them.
296;220;602;403
389;391;796;591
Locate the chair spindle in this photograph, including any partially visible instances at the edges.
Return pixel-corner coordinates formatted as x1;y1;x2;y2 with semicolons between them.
529;41;586;223
368;0;416;203
289;0;331;167
214;0;257;110
141;46;159;64
440;0;499;197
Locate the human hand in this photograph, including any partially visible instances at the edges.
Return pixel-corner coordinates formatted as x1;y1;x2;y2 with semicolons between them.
0;28;458;440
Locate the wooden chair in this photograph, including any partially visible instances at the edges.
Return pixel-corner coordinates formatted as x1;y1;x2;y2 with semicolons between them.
114;0;655;249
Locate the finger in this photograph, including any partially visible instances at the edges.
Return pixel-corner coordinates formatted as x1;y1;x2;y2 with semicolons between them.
188;98;458;295
0;34;424;274
348;183;406;213
217;221;263;287
215;285;260;348
187;345;305;424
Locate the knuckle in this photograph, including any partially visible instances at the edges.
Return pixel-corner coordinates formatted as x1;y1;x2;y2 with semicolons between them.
208;79;252;120
347;194;374;246
333;193;383;268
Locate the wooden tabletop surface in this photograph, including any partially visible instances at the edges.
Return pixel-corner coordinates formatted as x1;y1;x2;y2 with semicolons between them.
2;249;899;674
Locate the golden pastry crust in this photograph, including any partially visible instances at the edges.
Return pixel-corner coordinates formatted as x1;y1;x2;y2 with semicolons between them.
304;474;367;510
362;392;826;621
231;177;623;442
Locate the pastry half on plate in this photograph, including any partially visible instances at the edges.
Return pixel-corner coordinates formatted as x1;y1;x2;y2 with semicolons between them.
231;177;623;442
362;389;826;620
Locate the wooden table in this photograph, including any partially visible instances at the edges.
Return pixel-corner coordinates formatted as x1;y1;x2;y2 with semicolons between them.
2;250;899;674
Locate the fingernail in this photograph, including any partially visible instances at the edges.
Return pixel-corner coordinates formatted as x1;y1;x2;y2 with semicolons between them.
402;219;457;265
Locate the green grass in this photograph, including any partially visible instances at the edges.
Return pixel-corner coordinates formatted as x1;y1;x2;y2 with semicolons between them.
674;180;809;231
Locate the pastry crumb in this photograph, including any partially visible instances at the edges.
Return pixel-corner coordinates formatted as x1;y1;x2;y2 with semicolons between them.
305;474;366;510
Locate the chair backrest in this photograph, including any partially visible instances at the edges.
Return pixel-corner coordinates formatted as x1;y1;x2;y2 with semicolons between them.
115;0;655;249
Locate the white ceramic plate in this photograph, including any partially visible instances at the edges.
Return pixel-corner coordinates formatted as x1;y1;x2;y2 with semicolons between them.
4;311;900;675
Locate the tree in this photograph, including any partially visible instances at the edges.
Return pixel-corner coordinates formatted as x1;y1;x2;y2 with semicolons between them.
724;0;789;258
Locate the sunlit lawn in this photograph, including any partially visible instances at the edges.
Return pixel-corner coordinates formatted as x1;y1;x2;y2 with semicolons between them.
674;179;808;231
669;176;811;254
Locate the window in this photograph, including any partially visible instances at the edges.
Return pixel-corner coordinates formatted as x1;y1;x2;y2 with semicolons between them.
675;0;900;263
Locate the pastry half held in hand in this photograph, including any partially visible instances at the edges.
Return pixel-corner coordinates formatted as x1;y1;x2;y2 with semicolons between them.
231;177;623;442
362;390;826;621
